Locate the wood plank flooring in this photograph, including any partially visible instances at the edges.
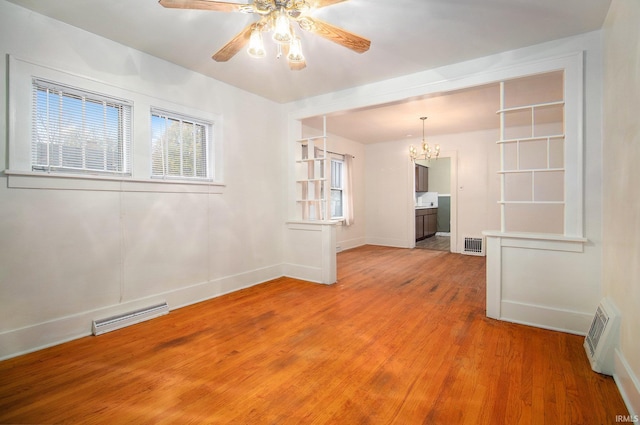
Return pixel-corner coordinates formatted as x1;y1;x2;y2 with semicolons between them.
415;235;450;251
0;245;628;424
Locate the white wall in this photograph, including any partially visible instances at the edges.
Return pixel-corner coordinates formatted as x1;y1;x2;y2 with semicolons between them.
0;1;287;359
603;0;640;415
422;158;451;195
365;128;500;250
364;139;413;247
329;135;366;252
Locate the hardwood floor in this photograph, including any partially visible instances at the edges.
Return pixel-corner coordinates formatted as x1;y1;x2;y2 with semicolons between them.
415;235;450;251
0;246;628;424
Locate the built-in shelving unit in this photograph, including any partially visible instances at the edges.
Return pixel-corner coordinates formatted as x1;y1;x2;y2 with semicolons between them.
497;81;566;234
295;117;328;220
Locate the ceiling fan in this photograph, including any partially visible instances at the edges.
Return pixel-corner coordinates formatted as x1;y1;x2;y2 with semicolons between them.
158;0;371;70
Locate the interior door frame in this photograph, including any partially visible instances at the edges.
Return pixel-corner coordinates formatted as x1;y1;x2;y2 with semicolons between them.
408;151;458;252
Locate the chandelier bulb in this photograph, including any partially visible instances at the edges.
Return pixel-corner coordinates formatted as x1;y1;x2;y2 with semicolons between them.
287;36;305;63
273;8;292;44
247;28;266;58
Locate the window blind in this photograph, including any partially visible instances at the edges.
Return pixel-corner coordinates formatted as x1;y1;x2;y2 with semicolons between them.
31;79;132;175
151;109;210;180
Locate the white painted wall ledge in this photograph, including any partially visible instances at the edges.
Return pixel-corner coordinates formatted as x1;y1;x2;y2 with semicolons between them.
286;220;342;226
483;231;588;252
4;170;226;194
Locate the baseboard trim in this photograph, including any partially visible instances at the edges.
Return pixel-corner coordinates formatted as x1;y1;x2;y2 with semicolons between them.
282;263;323;284
365;237;410;248
336;237;366;252
0;264;283;361
614;348;640;418
500;300;593;335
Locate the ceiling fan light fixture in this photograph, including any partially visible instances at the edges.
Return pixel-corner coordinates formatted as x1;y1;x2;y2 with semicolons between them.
247;28;266;58
287;37;305;63
159;0;371;69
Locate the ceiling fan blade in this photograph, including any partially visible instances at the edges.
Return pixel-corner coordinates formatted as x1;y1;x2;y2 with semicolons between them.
212;24;254;62
301;18;370;54
158;0;245;12
310;0;348;8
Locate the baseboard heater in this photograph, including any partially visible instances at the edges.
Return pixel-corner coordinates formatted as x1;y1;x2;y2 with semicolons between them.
92;302;169;336
584;297;620;376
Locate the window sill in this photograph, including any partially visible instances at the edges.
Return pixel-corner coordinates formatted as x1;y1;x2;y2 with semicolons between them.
3;170;225;194
286;220;341;229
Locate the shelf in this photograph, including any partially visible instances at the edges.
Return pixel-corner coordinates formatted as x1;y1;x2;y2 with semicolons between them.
496;134;565;144
296;178;326;183
497;168;565;174
296;116;329;221
496;100;564;114
296;136;327;143
498;201;565;205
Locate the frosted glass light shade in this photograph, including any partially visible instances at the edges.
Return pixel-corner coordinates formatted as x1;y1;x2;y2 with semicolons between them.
272;10;292;44
247;29;266;58
287;37;304;62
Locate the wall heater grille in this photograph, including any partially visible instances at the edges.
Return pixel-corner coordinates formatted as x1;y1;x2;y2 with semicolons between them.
463;237;484;256
92;302;169;336
584;297;620;376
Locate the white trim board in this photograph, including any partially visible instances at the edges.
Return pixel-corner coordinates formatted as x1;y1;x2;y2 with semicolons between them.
614;349;640;418
500;300;593;335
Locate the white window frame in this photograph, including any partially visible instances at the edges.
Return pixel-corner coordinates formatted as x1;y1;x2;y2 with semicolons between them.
330;157;344;219
31;78;132;176
150;108;212;181
7;55;224;193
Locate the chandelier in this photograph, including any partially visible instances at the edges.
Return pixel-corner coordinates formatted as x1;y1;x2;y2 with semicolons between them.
409;117;440;161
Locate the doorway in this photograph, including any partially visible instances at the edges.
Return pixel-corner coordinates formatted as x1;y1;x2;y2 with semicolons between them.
413;155;456;252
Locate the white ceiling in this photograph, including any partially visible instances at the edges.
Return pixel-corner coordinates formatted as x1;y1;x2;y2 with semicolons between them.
5;0;610;143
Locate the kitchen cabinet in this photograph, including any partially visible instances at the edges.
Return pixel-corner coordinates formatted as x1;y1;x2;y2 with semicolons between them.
416;214;424;240
415;208;437;241
415;164;429;192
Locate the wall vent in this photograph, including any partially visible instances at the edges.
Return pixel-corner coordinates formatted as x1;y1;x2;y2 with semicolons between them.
584;297;620;376
462;237;484;256
92;302;169;336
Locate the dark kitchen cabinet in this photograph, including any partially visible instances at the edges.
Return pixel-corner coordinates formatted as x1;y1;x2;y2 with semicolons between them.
416;214;424;240
415;164;429;192
415;208;437;241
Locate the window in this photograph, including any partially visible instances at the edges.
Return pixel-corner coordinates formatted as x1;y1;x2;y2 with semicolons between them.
32;79;132;175
330;158;344;218
10;57;224;191
151;109;211;180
